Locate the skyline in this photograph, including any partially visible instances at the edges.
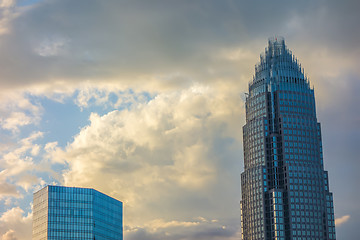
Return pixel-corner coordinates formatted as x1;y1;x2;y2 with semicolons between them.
0;1;359;240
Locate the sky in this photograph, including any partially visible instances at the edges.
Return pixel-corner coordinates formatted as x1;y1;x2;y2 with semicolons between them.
0;0;359;239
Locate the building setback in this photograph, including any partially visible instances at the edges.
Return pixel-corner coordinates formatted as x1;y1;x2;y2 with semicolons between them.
33;185;123;240
240;37;336;240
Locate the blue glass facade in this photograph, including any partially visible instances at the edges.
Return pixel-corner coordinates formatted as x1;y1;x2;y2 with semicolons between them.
241;38;336;240
33;185;123;240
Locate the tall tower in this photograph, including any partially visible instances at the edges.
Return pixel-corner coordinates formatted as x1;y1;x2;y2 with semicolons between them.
240;37;336;240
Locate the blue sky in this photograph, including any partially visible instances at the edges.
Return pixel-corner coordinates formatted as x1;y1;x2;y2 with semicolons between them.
0;0;359;239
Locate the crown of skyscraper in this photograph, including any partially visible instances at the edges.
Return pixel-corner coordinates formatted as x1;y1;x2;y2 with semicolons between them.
252;37;309;89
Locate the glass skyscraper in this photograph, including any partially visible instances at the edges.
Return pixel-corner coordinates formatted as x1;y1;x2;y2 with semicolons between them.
33;185;123;240
240;37;336;240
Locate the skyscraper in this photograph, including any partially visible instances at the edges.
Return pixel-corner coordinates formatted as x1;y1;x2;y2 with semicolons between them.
240;37;336;240
33;185;123;240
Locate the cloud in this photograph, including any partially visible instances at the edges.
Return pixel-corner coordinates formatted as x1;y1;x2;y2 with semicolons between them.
335;215;350;226
17;175;44;193
0;0;17;35
125;217;240;240
73;82;152;110
0;0;356;95
1;229;17;240
0;182;19;199
43;141;65;164
1;131;42;178
0;207;31;240
0;0;14;8
1;112;32;132
0;92;42;133
60;85;243;238
0;0;252;91
148;219;201;229
34;35;70;57
0;131;46;200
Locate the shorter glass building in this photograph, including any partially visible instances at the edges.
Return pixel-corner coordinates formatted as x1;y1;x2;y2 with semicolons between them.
33;185;123;240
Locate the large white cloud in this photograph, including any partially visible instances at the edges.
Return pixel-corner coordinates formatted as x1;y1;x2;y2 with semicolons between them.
61;85;243;238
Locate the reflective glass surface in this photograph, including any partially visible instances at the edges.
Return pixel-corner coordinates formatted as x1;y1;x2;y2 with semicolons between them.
33;185;123;240
241;37;336;240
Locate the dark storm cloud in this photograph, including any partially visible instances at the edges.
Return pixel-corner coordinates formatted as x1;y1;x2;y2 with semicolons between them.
0;0;248;88
317;75;360;240
0;0;358;91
